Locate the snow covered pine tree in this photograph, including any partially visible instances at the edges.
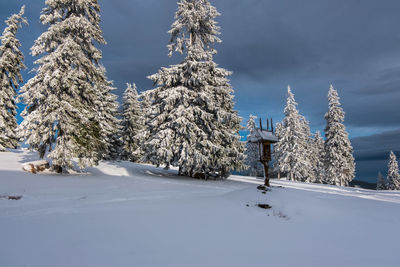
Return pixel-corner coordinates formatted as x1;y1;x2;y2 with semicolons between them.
143;0;245;179
376;172;386;190
19;0;119;171
97;76;122;161
245;115;264;177
273;86;313;181
121;83;143;162
324;85;355;186
309;131;325;183
386;151;400;190
0;6;27;151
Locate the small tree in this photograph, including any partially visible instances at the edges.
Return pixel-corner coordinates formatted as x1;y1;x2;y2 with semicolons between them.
302;117;316;182
309;131;325;183
387;151;400;190
121;83;143;161
273;123;283;179
98;79;121;161
324;85;355;186
0;6;27;151
245;115;264;177
273;86;313;181
376;172;386;190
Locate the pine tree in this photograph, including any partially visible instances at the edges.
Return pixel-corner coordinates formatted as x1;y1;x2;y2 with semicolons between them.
134;91;152;163
302;117;316;182
143;0;245;179
98;78;121;161
0;6;27;151
273;122;283;179
309;131;325;183
273;86;313;181
121;83;143;161
376;172;386;190
324;85;355;186
386;151;400;190
19;0;117;171
245;115;264;177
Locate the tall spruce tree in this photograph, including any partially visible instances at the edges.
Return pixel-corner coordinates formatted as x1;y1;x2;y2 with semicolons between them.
324;85;355;186
376;172;386;190
387;151;400;190
121;83;143;161
309;131;325;183
273;86;313;181
245;115;264;177
143;0;244;179
0;6;27;151
19;0;118;171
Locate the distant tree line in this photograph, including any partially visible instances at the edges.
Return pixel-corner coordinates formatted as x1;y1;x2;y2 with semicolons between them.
245;85;355;187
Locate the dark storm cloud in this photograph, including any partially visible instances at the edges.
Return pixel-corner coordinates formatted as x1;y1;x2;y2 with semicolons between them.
1;0;400;181
351;129;400;182
353;129;400;161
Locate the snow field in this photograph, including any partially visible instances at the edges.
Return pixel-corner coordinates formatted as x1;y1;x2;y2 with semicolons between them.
1;150;400;267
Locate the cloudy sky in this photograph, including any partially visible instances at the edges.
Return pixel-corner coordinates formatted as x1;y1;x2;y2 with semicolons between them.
1;0;399;182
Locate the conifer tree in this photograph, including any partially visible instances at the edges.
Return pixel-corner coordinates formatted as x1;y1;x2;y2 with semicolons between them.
245;115;263;177
0;6;27;151
302;117;316;182
309;131;325;183
387;151;400;190
121;83;143;161
135;91;152;163
98;79;121;161
273;86;313;181
376;172;386;190
143;0;245;179
324;85;355;186
19;0;118;171
273;122;284;179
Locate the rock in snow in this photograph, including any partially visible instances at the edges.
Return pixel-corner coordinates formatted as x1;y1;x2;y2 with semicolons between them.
22;160;50;174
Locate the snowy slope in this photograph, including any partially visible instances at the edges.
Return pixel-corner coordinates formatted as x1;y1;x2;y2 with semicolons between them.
1;150;400;267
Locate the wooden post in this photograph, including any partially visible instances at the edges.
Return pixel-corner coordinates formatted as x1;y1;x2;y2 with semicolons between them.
264;163;270;187
261;141;272;187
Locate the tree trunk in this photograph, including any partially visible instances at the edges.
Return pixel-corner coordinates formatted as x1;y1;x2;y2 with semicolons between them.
263;163;270;187
53;164;63;173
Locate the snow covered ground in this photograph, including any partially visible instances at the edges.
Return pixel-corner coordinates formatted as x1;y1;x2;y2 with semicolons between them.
1;150;400;267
